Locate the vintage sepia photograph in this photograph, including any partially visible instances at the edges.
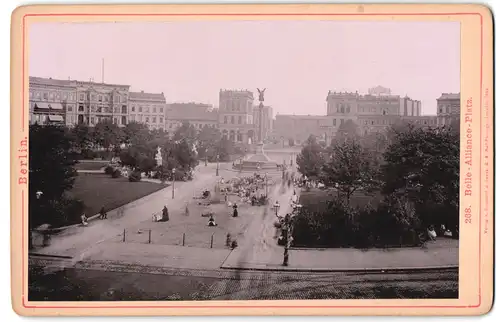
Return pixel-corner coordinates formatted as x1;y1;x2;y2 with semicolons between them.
26;18;461;301
10;3;494;316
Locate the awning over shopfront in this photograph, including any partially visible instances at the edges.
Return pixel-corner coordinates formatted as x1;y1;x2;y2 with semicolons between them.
34;102;63;110
48;115;64;122
48;103;63;110
34;102;50;110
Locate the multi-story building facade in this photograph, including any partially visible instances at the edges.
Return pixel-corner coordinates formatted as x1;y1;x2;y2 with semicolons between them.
29;77;131;127
29;77;77;126
128;91;167;130
273;87;441;145
165;103;218;135
436;93;460;126
74;81;130;127
218;89;255;143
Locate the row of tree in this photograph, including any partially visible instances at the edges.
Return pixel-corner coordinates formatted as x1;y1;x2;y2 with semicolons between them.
295;120;460;247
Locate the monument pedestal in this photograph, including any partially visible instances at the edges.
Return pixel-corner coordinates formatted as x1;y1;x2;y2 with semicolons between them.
235;142;277;171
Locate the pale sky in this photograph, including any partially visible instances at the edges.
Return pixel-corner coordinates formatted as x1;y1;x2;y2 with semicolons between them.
29;20;459;116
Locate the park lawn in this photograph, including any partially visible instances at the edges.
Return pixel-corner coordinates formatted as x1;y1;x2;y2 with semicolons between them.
299;188;384;213
68;173;166;217
74;160;109;171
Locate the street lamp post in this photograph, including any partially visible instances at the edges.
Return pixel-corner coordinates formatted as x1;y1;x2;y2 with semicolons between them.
265;172;268;198
273;200;281;217
171;168;176;199
283;203;302;266
216;154;219;176
205;149;208;167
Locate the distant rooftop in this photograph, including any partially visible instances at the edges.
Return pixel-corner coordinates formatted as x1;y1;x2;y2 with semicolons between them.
129;91;166;102
29;76;131;89
438;93;460;100
166;103;218;121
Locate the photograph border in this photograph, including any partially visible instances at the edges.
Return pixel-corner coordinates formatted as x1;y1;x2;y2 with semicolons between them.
10;3;493;316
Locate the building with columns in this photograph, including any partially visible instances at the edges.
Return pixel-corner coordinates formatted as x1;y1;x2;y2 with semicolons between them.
74;80;130;127
436;93;460;126
218;89;256;143
273;87;441;146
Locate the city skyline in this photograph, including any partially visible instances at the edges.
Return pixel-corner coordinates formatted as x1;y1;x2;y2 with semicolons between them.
29;20;460;116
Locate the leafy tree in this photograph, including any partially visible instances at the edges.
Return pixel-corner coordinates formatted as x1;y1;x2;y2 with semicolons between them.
93;119;123;150
70;123;94;151
122;121;151;146
382;126;459;228
320;140;378;204
197;126;222;160
173;122;197;145
29;124;79;236
334;119;360;143
296;135;325;182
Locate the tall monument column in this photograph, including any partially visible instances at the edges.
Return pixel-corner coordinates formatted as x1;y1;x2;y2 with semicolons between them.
257;88;266;145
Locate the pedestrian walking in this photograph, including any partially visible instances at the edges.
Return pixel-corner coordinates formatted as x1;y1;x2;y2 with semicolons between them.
232;204;239;217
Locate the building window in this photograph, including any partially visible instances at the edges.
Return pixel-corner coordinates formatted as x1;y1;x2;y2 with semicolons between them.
144;106;150;113
340;105;345;113
153;117;156;123
98;95;102;101
36;92;40;98
153;107;157;113
79;94;84;101
132;106;135;112
122;116;126;125
341;119;344;125
146;117;149;123
160;117;163;123
104;96;108;102
122;105;127;114
238;116;242;124
90;117;95;125
78;105;84;112
160;107;163;113
62;93;67;100
231;116;235;124
43;93;48;100
67;105;73;112
346;106;350;113
333;119;336;126
224;116;227;124
371;121;374;125
139;106;143;113
49;92;54;100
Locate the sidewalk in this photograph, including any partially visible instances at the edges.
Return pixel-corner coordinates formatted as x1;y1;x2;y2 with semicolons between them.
78;242;231;270
221;238;458;272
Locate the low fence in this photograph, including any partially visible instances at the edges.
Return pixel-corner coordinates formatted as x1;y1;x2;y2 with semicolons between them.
114;228;235;249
